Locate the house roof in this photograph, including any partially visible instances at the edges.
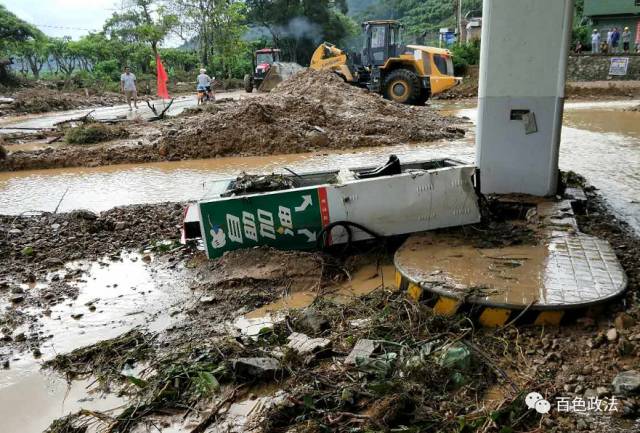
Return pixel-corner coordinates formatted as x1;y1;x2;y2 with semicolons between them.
584;0;640;17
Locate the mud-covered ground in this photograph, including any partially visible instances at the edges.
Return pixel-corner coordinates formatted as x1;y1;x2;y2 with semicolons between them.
0;86;123;116
1;175;639;433
0;70;465;172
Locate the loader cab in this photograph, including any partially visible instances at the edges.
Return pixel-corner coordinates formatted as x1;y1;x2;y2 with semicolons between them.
362;20;403;67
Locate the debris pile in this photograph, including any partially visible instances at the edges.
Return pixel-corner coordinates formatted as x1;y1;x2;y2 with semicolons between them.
158;69;464;158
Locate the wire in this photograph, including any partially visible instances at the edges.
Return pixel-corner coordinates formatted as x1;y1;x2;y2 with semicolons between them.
316;220;382;250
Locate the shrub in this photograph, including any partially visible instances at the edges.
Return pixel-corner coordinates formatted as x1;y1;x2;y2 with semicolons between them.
65;122;129;145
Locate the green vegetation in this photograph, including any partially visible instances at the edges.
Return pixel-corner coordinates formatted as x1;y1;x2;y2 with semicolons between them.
64;122;130;145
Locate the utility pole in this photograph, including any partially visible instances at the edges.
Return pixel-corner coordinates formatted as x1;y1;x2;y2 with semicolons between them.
457;0;464;43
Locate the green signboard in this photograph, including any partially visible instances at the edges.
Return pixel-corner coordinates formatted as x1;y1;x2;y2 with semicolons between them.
199;187;330;258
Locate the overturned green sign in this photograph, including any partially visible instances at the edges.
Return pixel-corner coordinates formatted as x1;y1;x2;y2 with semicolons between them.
199;187;330;258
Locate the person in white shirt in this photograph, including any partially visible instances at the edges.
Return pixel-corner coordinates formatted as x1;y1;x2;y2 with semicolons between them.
591;30;601;54
196;68;215;104
120;67;138;110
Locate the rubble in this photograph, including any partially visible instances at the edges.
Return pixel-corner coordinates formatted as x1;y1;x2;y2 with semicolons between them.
0;70;464;172
286;332;331;356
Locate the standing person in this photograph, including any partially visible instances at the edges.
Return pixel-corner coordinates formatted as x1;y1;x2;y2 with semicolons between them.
611;27;621;53
120;66;138;110
591;29;601;54
196;68;211;105
622;27;632;53
606;28;613;53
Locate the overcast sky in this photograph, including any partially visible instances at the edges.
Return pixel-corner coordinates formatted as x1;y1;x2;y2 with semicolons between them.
1;0;121;40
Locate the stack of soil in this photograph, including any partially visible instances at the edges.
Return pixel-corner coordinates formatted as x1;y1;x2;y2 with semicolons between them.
159;69;465;157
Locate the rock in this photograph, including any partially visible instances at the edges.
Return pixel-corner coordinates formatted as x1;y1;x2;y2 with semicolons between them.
32;348;42;358
306;130;329;147
286;332;331;356
231;357;280;378
618;338;634;356
615;313;636;330
10;286;24;294
114;221;126;230
607;328;618;342
345;339;379;365
13;332;26;342
296;308;329;335
158;143;170;157
51;223;60;231
574;384;584;394
71;313;84;320
612;371;640;395
2;360;9;369
596;386;610;398
21;246;34;256
70;209;98;220
8;228;22;235
10;294;25;303
44;257;64;267
199;296;215;304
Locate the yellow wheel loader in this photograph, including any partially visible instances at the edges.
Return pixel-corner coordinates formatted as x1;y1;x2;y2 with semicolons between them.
310;20;461;105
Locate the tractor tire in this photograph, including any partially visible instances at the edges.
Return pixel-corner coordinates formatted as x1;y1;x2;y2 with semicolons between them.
243;74;253;93
382;69;421;105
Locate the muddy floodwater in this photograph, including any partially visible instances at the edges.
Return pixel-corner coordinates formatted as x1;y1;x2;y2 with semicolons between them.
1;100;639;233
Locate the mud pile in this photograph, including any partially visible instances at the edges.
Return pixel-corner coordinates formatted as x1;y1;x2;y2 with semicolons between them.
158;69;464;158
0;87;122;116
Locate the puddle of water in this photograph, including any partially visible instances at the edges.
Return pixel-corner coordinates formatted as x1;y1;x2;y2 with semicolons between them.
0;373;124;433
245;263;396;320
564;109;640;136
0;252;192;433
396;232;547;306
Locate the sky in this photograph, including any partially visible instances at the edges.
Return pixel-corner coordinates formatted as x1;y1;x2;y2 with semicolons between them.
1;0;121;40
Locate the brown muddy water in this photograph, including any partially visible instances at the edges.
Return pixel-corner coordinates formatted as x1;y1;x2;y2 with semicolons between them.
1;100;638;233
0;252;192;433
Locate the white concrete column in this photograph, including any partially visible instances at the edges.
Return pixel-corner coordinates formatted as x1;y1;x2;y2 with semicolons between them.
476;0;574;196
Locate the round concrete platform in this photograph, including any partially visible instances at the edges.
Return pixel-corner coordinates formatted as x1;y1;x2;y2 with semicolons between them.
393;200;627;326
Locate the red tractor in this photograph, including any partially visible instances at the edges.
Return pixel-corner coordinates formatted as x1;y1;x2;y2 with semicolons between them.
243;48;302;92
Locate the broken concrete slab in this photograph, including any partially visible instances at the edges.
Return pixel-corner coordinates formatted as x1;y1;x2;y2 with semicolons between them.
345;339;378;365
286;332;331;356
296;308;329;335
231;357;280;378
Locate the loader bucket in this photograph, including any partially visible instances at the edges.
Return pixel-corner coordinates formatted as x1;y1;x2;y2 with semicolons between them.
257;62;305;92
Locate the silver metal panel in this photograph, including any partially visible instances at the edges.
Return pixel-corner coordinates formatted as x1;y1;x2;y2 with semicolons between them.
329;166;481;242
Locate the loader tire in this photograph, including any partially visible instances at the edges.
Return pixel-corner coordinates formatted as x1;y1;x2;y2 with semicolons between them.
243;74;253;93
382;69;421;105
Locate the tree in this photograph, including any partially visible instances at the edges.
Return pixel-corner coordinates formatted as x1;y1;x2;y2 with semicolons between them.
170;0;249;76
16;38;50;79
246;0;354;63
104;0;178;60
0;4;44;83
48;37;81;79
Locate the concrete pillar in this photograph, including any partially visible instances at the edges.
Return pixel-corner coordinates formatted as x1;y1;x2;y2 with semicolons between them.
476;0;574;196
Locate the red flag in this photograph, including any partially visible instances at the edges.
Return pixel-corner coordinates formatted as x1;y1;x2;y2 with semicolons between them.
156;55;169;99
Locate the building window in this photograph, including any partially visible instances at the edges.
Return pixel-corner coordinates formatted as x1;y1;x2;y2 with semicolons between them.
636;0;640;6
